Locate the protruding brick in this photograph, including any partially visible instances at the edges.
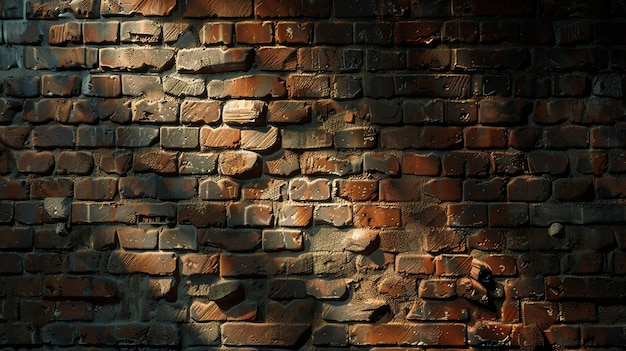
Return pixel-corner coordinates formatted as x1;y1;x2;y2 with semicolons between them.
177;47;252;73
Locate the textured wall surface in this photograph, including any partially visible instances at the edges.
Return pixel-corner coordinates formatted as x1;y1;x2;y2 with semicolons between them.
1;0;626;349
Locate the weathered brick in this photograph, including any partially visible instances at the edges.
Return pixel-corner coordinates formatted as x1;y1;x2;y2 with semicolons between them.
177;47;252;73
83;21;118;44
221;322;309;347
101;0;176;16
366;49;406;71
158;177;197;200
395;74;472;98
395;20;442;45
228;203;274;227
4;76;40;98
132;99;178;124
100;47;176;72
41;75;81;97
349;323;466;347
301;151;361;176
402;152;440;176
282;128;333;149
199;178;240;200
447;203;488;227
44;275;118;299
183;0;253;17
200;127;240;149
115;126;159;148
199;229;260;252
363;151;400;175
275;21;312;44
108;251;176;275
267;101;310;124
133;148;177;175
163;75;205;97
452;48;529;71
277;203;312;227
120;20;161;44
534;47;607;71
16;151;54;174
4;20;42;44
74;177;117;201
465;126;507;149
209;75;285;99
289;178;330;201
218;150;262;178
160;126;199;149
262;229;303;251
31;125;75;149
56;151;94;175
24;47;96;70
354;205;401;227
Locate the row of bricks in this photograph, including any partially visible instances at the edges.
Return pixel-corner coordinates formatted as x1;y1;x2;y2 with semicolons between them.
1;320;625;348
1;221;622;253
3;72;624;103
3;123;626;152
1;247;625;277
8;0;626;20
0;198;624;229
1;171;626;204
2;142;625;177
10;18;626;47
5;45;626;73
3;94;623;129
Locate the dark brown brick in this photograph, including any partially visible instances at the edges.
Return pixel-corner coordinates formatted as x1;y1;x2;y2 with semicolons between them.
183;0;253;17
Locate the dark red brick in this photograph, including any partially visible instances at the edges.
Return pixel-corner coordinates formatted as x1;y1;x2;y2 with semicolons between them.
553;177;595;201
447;203;487;227
395;20;442;46
463;177;506;201
527;151;569;175
354;205;401;227
235;21;273;44
183;0;253;17
314;22;352;45
275;21;312;44
464;126;507;149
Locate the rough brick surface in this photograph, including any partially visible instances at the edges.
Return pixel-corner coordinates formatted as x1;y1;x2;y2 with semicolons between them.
0;2;625;350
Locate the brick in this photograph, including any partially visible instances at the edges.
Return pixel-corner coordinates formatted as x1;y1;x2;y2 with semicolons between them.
313;22;352;45
108;251;176;275
101;0;176;16
463;177;506;202
177;47;252;73
596;177;626;198
401;152;439;176
289;178;330;201
447;203;487;227
403;99;444;124
235;21;273;44
281;128;332;149
180;101;221;125
24;47;96;70
221;322;309;347
132;99;178;123
133;149;177;175
116;227;157;249
544;125;589;149
178;153;218;175
313;204;351;227
394;20;442;45
254;46;297;71
363;151;401;175
395;74;472;98
160;126;199;149
200;127;240;149
178;202;226;227
301;152;361;176
242;178;285;201
31;125;75;149
199;229;260;252
199;178;240;200
44;275;118;299
452;48;529;71
507;177;551;202
115;126;159;148
262;229;303;251
228;203;273;227
407;298;470;321
74;177;117;201
465;126;507;149
395;253;435;275
95;99;132;124
277;203;312;227
286;74;330;98
56;151;94;175
366;49;406;71
275;21;312;44
180;253;219;276
534;47;607;70
15;150;54;175
380;126;462;149
3;20;42;44
591;126;626;148
158;177;197;200
163;75;205;97
533;99;583;125
335;180;378;202
553;177;595;201
120;20;161;44
4;76;40;98
100;47;175;72
41;75;81;97
583;97;624;124
349;323;466;346
209;75;285;99
200;22;232;45
23;99;71;124
183;0;253;17
83;22;118;44
354;204;401;227
267;101;310;124
159;225;198;250
422;178;462;202
218;150;262;178
0;252;22;274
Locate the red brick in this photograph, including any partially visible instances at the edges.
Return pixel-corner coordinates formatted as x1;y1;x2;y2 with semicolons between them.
199;229;260;252
335;180;378;201
447;203;487;227
354;205;401;227
275;21;312;44
199;22;232;45
404;99;444;124
468;229;505;251
107;250;176;275
465;126;507;149
183;0;253;17
289;178;330;201
16;151;54;174
453;48;529;71
467;322;515;347
228;203;273;228
74;177;117;201
0;126;30;150
220;253;270;277
379;178;421;201
235;21;273;44
198;178;239;201
545;325;580;348
101;0;176;16
553;177;595;201
507;177;551;202
159;225;198;250
396;253;435;275
255;46;297;71
544;125;589;149
463;177;506;201
286;74;330;98
277;203;313;227
407;298;470;321
218;150;262;178
488;203;529;227
596;177;626;198
117;227;157;249
527;151;569;175
44;275;118;299
301;152;361;176
349;323;466;346
222;322;309;347
23;99;71;124
133;149;177;175
402;152;440;176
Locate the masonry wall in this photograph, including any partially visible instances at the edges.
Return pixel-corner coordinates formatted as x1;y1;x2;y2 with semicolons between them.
1;0;626;349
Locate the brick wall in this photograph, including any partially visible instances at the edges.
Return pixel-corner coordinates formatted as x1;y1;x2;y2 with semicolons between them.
1;0;626;349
